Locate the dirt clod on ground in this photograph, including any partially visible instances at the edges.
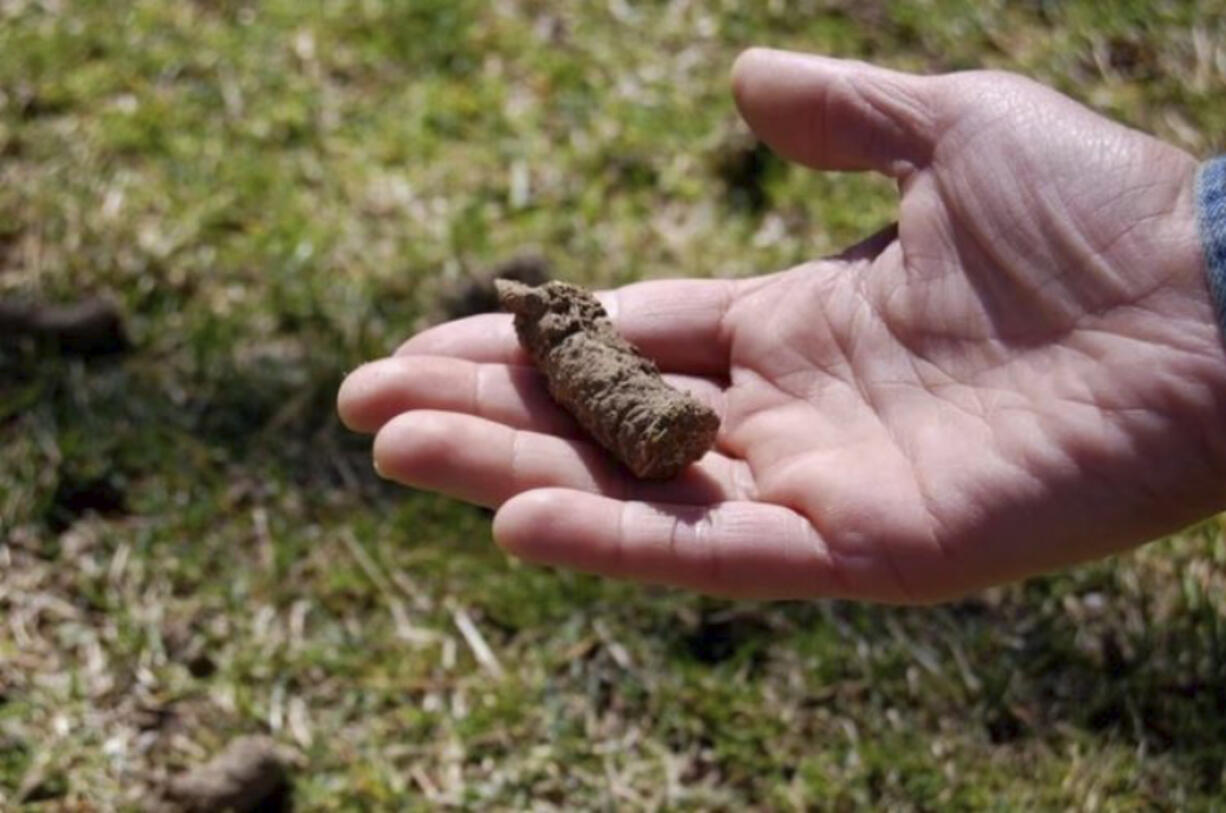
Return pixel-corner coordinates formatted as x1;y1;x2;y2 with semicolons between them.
0;295;129;356
497;280;719;479
432;254;552;323
710;130;776;214
163;736;292;812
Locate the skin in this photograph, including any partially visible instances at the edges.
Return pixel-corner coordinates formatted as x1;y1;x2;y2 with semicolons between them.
337;48;1226;603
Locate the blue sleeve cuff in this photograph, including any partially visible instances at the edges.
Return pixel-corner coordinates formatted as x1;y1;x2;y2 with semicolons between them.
1198;156;1226;327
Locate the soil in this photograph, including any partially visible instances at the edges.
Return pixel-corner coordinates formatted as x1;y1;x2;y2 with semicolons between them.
0;296;129;356
432;254;551;322
163;736;292;812
497;280;719;479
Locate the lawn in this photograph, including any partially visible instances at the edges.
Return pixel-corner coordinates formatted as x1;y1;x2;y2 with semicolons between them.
2;0;1226;808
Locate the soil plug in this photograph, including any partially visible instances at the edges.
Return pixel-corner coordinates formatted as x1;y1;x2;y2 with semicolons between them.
164;736;292;812
496;280;719;479
0;296;129;356
434;254;551;322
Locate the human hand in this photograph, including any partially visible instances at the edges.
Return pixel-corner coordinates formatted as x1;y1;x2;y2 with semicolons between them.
338;48;1226;602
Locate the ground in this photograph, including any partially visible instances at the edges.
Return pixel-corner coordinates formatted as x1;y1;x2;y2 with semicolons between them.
2;0;1226;809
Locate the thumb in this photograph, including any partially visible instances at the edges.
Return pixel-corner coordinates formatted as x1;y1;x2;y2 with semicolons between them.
731;48;938;178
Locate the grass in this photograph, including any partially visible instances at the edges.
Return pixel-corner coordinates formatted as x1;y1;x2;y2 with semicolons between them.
2;0;1226;808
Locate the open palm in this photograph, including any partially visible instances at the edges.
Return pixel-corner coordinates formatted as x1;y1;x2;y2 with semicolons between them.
338;49;1224;602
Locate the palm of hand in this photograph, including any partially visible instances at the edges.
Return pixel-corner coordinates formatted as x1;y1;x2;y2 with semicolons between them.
339;55;1220;602
720;69;1210;599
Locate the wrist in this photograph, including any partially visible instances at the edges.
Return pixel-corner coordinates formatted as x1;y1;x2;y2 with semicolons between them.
1160;154;1226;485
1109;151;1226;508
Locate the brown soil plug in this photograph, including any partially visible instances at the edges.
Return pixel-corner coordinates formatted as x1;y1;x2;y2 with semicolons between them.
0;296;129;356
164;735;291;812
496;280;719;479
435;254;551;322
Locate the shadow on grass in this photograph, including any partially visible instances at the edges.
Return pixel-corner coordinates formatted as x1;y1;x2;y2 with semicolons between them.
661;590;1226;794
0;329;400;533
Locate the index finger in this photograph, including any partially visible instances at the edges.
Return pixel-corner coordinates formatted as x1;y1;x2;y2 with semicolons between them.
397;277;741;376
